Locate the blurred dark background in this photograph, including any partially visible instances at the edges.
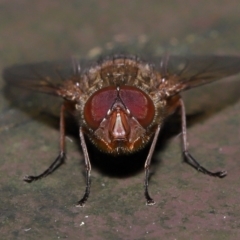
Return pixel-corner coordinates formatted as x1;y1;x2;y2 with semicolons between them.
1;1;240;239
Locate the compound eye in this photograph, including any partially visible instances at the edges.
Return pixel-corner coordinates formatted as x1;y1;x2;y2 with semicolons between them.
84;86;117;130
119;86;155;128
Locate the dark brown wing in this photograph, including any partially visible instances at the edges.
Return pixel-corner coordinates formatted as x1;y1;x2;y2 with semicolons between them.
158;55;240;96
3;59;88;96
3;61;74;95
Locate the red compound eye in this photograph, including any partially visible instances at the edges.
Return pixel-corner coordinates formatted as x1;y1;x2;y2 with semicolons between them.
119;86;155;128
84;86;118;130
84;86;155;130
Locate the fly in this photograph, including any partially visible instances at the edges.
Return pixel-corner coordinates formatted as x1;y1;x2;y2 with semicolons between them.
4;54;240;206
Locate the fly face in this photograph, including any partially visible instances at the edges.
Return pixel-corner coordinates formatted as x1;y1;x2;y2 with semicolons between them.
4;54;240;206
83;85;156;154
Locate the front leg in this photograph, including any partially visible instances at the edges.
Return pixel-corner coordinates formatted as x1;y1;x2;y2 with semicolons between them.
76;127;92;207
144;125;161;205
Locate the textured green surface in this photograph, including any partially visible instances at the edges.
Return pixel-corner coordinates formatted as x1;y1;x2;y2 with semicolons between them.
1;1;240;239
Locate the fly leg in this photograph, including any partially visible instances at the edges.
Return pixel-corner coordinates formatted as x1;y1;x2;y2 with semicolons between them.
179;98;227;178
24;104;66;182
76;127;91;207
144;125;161;205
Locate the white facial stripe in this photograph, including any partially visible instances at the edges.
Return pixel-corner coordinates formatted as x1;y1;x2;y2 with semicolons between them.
112;113;126;138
